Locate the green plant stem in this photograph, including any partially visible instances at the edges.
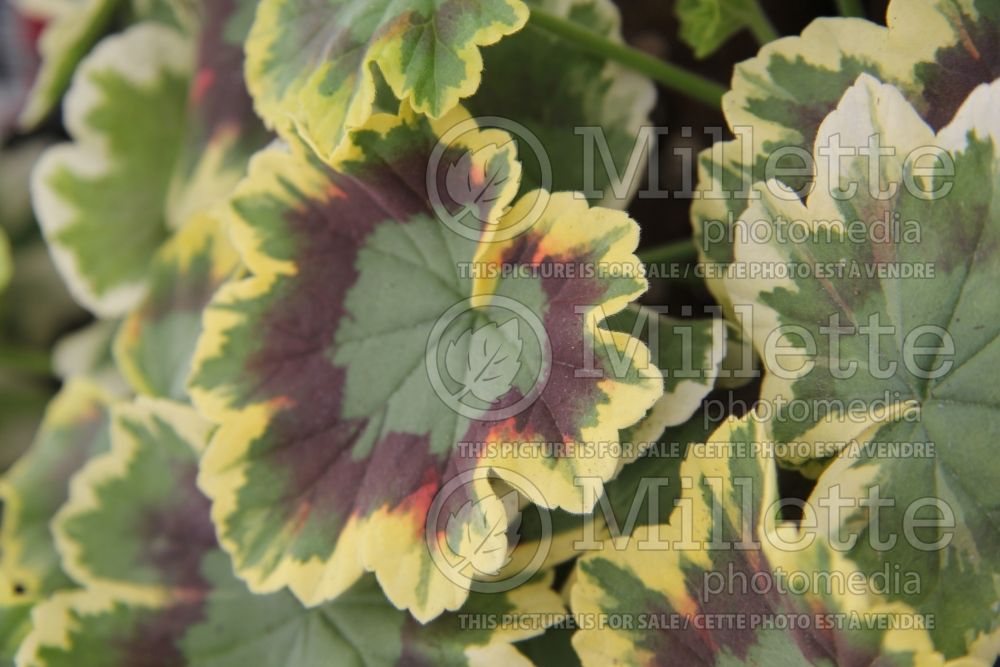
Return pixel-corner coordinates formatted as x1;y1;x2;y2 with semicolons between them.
743;1;780;45
0;343;52;377
638;239;698;265
835;0;866;17
528;8;726;109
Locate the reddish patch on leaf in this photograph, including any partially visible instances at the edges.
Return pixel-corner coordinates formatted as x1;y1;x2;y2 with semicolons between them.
192;0;256;133
190;68;216;107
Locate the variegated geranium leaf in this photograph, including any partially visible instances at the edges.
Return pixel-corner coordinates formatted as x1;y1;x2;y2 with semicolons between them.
466;0;656;208
0;599;32;666
17;397;563;667
164;0;270;228
244;0;529;163
51;399;215;604
481;306;721;578
18;576;563;667
33;7;265;317
571;413;950;666
32;23;193;316
52;320;128;394
610;305;726;466
187;105;662;621
0;379;113;599
115;212;241;400
19;571;561;667
13;0;123;129
693;0;1000;312
499;306;723;572
808;429;1000;662
891;0;1000;131
502;409;720;580
691;16;905;313
725;75;1000;657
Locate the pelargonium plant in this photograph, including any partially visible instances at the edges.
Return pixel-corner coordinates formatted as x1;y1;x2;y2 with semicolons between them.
0;0;999;665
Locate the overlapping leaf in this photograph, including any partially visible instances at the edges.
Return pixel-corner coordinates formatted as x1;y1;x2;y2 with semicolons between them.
187;105;661;620
571;413;953;666
609;306;726;466
32;7;265;316
466;0;656;207
501;306;725;572
0;141;85;358
31;23;193;316
484;305;724;580
692;0;1000;312
19;576;562;667
0;600;32;667
165;0;270;228
13;0;123;129
890;0;1000;131
16;397;563;667
244;0;529;163
114;212;241;400
500;410;720;582
52;320;126;394
723;74;1000;657
0;379;113;599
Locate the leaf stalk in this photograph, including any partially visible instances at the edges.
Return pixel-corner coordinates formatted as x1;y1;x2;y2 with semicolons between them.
743;1;780;45
527;8;726;109
638;239;698;265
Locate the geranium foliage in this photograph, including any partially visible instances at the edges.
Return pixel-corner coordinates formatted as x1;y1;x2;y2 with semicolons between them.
13;0;122;129
16;398;562;666
725;74;1000;658
114;212;241;400
3;0;1000;664
244;0;529;162
572;414;950;666
32;3;264;316
0;380;113;600
186;104;661;620
31;23;192;315
692;0;1000;313
465;0;656;205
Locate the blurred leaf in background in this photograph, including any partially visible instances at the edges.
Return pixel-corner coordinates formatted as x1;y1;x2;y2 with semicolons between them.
0;2;87;471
